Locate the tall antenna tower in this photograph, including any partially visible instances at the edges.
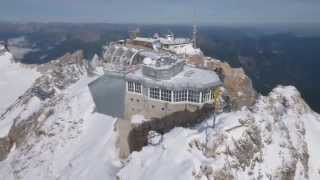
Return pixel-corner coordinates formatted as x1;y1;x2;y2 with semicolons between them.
192;24;197;48
192;6;198;49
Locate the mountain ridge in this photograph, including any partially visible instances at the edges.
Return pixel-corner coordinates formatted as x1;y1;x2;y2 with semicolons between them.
0;49;319;180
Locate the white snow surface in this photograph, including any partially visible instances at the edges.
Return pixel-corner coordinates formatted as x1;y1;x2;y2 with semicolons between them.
170;43;203;56
1;52;320;180
0;52;40;137
0;52;39;112
118;86;320;180
0;77;121;180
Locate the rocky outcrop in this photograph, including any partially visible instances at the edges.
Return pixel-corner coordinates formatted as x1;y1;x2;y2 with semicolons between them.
0;42;7;55
118;86;319;180
192;86;311;180
0;137;12;161
0;50;90;162
187;55;257;110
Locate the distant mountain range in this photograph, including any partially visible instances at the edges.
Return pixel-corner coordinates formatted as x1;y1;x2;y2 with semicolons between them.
0;22;319;113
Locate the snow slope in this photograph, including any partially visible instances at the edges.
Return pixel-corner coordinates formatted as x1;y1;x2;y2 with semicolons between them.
0;76;121;180
1;48;320;180
0;52;39;112
0;52;40;137
0;50;122;180
118;86;320;180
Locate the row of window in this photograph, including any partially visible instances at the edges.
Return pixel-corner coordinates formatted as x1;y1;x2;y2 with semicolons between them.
128;81;142;94
127;81;216;103
149;88;214;103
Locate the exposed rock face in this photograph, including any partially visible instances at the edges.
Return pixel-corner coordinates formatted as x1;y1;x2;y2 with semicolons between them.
0;42;7;55
0;137;12;161
37;50;89;90
187;55;257;110
192;86;312;180
0;50;90;161
118;86;320;180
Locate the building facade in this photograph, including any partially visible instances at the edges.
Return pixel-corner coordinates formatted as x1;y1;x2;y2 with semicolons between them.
124;55;222;120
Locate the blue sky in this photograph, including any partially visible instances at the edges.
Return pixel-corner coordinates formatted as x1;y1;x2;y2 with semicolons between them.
0;0;319;24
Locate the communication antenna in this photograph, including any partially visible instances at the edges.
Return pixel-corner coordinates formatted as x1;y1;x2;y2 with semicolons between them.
193;24;197;49
192;7;198;48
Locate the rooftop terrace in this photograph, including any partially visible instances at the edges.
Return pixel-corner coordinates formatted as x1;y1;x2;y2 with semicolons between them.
126;65;222;90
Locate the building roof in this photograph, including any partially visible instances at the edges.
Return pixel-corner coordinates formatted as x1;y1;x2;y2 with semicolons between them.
159;38;191;45
126;65;222;90
134;37;156;43
133;37;191;46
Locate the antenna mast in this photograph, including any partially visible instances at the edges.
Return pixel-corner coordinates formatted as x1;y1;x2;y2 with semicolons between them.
192;7;197;49
193;24;197;48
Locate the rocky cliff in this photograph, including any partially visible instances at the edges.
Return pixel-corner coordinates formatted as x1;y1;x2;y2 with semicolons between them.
0;47;320;180
0;50;91;161
188;55;257;110
118;86;320;180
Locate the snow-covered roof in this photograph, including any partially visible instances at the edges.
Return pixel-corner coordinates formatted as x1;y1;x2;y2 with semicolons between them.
159;37;191;45
126;65;222;90
139;51;162;60
134;37;156;43
134;37;191;46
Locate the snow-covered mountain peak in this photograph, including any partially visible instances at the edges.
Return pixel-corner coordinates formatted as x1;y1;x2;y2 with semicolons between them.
1;47;320;180
118;85;320;180
0;50;121;180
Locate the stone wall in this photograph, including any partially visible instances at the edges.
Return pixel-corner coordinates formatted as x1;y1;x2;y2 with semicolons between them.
124;92;201;120
128;104;213;152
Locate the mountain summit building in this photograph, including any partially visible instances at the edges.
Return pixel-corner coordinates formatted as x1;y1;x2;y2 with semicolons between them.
89;33;222;121
124;53;221;119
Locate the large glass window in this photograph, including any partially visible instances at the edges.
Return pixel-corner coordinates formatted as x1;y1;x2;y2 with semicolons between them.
134;82;142;94
173;90;188;102
160;89;172;102
128;81;134;92
188;90;200;103
202;90;211;103
150;88;160;99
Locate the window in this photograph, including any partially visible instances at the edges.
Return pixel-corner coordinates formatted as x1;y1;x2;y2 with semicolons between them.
160;89;172;102
188;90;200;103
211;88;215;100
128;81;134;92
149;88;160;99
202;90;211;103
134;82;142;94
173;90;188;102
128;81;142;94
